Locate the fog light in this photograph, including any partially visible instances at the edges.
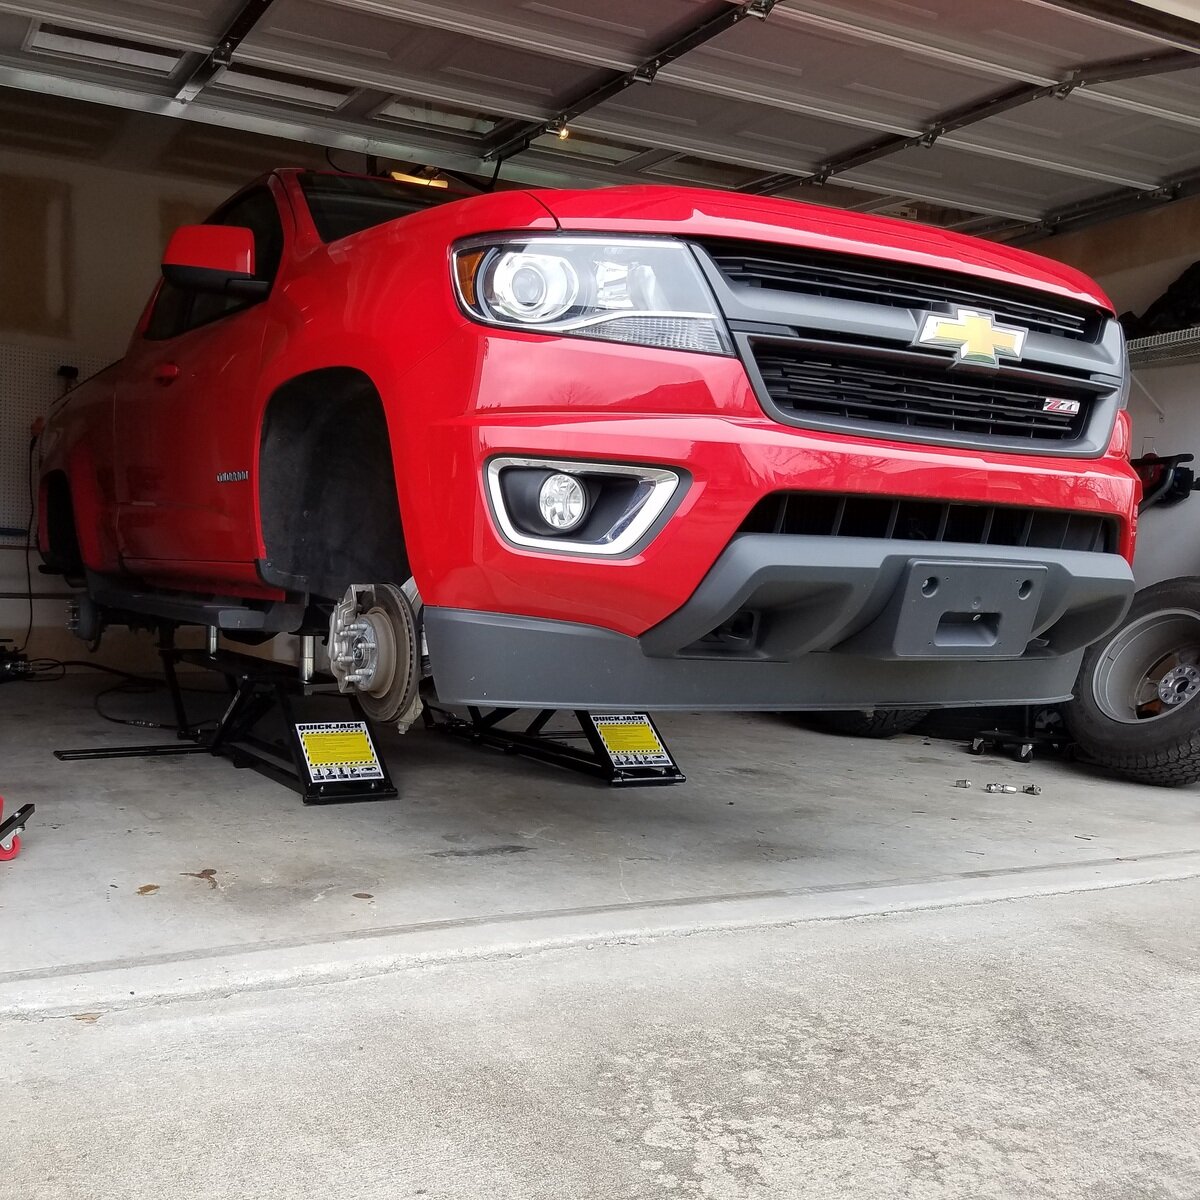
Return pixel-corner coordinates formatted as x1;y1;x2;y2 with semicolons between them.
538;473;587;531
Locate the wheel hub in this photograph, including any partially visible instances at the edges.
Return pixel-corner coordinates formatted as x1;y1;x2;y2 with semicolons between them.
1092;607;1200;724
328;583;419;725
1157;662;1200;708
330;607;396;698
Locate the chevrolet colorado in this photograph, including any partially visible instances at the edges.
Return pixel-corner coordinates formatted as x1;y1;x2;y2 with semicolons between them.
38;169;1138;722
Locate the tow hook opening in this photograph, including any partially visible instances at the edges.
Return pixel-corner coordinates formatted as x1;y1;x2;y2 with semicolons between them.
935;611;1002;648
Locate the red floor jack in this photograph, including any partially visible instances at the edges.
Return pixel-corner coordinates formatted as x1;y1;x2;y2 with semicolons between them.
0;796;34;861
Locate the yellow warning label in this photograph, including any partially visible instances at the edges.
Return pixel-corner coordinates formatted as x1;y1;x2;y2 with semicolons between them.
591;714;673;767
300;729;376;766
596;721;664;755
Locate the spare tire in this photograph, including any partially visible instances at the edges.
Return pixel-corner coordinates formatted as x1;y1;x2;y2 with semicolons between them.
810;709;930;738
1064;577;1200;787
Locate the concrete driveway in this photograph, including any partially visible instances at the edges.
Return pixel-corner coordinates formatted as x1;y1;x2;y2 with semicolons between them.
3;679;1199;1198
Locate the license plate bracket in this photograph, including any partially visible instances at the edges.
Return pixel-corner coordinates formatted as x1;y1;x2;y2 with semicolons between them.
845;559;1047;660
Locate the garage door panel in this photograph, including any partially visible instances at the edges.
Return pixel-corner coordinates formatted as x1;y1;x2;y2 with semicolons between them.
841;142;1107;218
0;0;231;49
0;12;35;48
584;84;873;174
246;0;612;120
949;94;1200;186
312;0;713;71
666;12;1022;135
1090;68;1200;124
793;0;1174;79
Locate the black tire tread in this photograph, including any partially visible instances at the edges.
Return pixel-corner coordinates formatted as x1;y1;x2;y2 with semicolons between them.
1075;732;1200;787
811;709;930;739
1064;576;1200;787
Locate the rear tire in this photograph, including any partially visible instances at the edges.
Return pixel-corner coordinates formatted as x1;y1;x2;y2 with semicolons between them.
810;709;930;738
1064;577;1200;787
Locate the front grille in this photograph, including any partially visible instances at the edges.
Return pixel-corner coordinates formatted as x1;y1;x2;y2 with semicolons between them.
741;492;1116;554
701;239;1103;342
753;344;1096;443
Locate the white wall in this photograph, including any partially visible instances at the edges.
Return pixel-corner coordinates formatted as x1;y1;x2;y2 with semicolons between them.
1032;196;1200;587
0;148;228;662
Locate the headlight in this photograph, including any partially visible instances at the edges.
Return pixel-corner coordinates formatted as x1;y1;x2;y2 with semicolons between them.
453;236;733;355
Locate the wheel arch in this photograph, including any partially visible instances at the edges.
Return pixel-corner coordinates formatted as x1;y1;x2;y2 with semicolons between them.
38;468;84;577
257;366;409;602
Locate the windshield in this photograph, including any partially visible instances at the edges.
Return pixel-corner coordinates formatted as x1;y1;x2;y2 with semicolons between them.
298;171;461;242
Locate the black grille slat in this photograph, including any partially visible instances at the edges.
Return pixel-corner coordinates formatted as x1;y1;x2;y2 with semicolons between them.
741;493;1115;554
703;240;1101;341
754;347;1093;442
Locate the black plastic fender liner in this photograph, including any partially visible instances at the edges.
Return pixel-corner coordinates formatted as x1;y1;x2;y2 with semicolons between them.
257;369;408;603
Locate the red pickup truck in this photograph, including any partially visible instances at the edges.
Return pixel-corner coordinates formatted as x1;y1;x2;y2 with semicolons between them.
38;169;1137;723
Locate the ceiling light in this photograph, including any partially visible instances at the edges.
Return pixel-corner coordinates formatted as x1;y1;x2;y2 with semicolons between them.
388;171;449;189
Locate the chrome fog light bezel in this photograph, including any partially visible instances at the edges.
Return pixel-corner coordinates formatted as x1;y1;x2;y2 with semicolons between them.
486;457;681;556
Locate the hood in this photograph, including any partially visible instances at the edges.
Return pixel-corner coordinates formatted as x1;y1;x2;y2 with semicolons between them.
529;186;1111;312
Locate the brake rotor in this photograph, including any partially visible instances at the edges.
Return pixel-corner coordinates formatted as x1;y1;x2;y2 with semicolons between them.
328;583;419;724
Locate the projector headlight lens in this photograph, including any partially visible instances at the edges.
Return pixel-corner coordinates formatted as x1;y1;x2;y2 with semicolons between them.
489;253;579;323
453;236;732;355
537;472;588;531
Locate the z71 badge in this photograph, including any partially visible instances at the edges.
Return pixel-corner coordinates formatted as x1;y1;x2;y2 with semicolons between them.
1042;398;1082;415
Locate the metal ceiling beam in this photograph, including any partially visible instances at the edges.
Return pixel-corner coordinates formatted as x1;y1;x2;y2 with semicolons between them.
740;47;1199;197
480;0;779;163
174;0;277;103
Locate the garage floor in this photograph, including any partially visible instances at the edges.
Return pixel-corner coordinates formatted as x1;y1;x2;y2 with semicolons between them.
4;678;1200;1198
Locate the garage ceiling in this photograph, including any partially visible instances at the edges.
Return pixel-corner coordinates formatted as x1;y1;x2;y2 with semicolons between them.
0;0;1197;241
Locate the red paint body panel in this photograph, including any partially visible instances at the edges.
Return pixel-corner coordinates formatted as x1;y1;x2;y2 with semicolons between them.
534;186;1113;311
162;224;256;275
38;172;1137;654
394;329;1136;637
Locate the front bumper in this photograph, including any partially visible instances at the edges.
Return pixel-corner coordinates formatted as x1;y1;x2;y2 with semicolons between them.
424;536;1134;710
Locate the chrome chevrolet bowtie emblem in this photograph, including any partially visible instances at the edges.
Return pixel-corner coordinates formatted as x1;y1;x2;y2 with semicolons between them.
915;308;1027;367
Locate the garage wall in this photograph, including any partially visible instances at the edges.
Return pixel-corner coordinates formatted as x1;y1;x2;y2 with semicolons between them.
0;148;228;661
1033;197;1200;587
1032;193;1200;320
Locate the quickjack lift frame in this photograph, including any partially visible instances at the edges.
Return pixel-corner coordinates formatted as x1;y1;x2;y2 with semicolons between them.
55;629;397;805
54;628;685;797
424;705;686;787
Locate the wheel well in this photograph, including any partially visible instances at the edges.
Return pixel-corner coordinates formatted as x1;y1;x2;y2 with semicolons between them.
258;368;408;602
42;470;83;578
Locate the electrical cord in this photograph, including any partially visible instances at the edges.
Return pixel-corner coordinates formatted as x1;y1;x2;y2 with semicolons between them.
90;678;223;732
13;657;65;682
3;655;228;733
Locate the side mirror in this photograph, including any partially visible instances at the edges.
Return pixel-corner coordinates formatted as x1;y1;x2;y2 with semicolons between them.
161;225;268;299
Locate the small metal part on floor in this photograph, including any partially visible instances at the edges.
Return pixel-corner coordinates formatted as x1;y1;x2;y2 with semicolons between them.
425;706;685;786
53;633;398;806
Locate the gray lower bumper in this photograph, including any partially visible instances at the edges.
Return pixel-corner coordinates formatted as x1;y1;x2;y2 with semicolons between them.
425;536;1134;711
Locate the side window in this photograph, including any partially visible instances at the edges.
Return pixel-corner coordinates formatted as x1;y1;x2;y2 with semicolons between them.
144;188;284;341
